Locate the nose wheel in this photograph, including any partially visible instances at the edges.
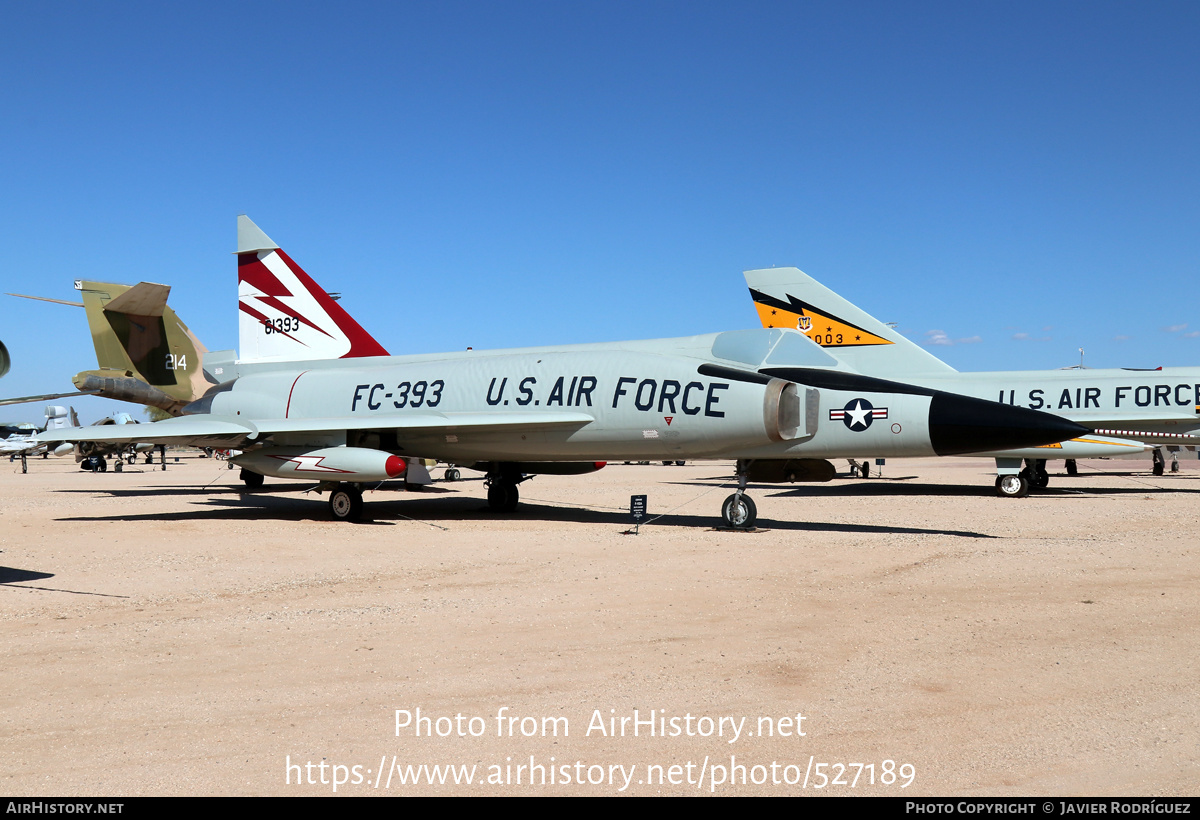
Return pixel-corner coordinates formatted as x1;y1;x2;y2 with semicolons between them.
721;493;757;529
720;462;758;529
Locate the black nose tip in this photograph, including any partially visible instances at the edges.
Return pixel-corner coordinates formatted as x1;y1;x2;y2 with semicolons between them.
929;393;1089;456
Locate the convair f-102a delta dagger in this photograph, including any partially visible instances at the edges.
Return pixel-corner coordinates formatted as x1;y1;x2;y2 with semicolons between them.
42;217;1089;526
746;267;1180;496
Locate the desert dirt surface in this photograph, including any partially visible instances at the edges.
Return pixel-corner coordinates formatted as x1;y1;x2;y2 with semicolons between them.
1;452;1197;796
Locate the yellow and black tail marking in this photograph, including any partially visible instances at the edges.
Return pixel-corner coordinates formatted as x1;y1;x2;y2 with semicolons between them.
749;289;893;348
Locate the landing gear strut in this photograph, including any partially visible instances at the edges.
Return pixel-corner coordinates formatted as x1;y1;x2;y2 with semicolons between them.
721;463;757;529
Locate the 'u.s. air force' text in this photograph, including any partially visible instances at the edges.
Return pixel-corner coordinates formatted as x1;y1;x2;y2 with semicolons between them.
998;384;1200;410
352;377;731;418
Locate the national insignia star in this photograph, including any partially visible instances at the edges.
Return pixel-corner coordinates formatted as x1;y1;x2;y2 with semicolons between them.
845;400;871;429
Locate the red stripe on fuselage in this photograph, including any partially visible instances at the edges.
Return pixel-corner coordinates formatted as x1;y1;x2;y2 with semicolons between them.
285;371;309;418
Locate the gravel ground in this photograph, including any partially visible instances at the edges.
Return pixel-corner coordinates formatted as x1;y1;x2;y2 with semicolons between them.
1;453;1196;795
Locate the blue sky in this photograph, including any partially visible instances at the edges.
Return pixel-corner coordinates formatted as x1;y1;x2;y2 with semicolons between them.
2;2;1198;423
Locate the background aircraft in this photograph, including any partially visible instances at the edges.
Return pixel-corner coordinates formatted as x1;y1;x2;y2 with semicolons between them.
5;280;217;414
41;218;1089;526
0;406;71;471
746;267;1189;494
1;404;156;473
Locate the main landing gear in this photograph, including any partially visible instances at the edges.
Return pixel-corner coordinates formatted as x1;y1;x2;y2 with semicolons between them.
994;458;1045;497
240;469;265;489
328;483;364;521
485;472;522;512
995;474;1029;498
1020;458;1049;490
80;455;107;472
721;463;758;529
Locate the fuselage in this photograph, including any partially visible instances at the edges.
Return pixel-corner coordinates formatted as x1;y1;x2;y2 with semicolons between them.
200;329;1079;463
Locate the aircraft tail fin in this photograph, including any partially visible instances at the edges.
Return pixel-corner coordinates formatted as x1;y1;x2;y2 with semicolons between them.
43;406;73;431
75;280;214;412
236;215;388;363
745;267;958;375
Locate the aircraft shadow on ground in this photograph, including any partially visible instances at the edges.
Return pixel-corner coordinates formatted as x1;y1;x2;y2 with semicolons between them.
0;567;130;597
54;482;460;499
0;567;54;584
53;487;996;537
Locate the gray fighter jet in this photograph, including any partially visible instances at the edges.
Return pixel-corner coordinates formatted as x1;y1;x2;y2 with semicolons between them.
746;267;1190;495
41;218;1088;525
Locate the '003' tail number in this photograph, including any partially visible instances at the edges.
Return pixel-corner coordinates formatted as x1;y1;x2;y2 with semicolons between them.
352;381;445;411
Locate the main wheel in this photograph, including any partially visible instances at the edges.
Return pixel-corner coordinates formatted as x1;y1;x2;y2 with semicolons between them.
860;462;870;479
240;469;265;489
97;457;107;472
328;484;363;521
996;474;1029;498
1065;459;1078;476
1030;469;1049;490
444;467;461;481
721;493;757;529
487;480;519;512
114;459;123;473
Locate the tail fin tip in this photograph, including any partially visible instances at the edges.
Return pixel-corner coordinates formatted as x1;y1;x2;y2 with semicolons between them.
237;215;279;255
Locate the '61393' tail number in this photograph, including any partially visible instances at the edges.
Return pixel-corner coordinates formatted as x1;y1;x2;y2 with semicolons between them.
263;317;302;334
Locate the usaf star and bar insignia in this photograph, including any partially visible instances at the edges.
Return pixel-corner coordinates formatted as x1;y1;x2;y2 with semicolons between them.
829;398;889;431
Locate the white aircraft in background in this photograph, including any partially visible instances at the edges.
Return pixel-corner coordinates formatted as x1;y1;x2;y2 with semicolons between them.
745;267;1182;495
2;406;75;472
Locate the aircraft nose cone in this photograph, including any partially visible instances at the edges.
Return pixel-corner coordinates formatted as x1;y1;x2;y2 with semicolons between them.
928;393;1089;456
